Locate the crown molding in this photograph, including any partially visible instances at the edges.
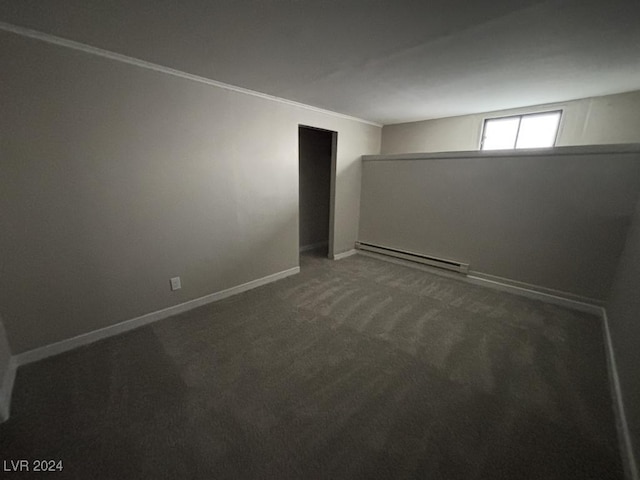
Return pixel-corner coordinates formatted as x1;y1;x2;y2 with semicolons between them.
0;21;382;128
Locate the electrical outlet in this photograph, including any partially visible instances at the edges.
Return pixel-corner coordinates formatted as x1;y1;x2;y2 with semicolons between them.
170;276;181;291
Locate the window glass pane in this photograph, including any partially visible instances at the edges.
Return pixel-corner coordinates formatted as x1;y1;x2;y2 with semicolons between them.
515;111;561;149
481;117;520;150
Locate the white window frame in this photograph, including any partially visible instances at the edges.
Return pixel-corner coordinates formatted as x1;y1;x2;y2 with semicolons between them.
479;109;564;151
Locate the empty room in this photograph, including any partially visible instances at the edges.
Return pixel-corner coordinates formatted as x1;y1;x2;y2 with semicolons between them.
1;1;639;479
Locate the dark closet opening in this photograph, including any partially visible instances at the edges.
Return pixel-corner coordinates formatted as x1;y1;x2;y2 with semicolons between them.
298;125;336;259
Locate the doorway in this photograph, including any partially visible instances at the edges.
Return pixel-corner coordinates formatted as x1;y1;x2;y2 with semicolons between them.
298;125;337;259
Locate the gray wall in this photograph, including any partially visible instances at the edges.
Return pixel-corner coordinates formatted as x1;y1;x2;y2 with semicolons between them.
382;91;640;154
299;127;332;250
359;148;640;301
607;196;640;468
0;30;381;354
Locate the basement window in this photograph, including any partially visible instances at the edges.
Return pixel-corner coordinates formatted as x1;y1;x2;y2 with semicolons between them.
480;110;562;150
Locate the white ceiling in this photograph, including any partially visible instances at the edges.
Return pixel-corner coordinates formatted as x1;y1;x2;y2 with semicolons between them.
2;0;640;125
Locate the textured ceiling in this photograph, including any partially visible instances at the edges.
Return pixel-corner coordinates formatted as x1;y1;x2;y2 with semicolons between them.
1;0;640;124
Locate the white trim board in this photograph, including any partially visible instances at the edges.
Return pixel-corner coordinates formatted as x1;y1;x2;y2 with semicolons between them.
355;249;602;315
363;143;640;162
332;249;357;260
0;357;17;423
14;266;300;367
466;272;603;316
602;308;639;480
0;21;381;128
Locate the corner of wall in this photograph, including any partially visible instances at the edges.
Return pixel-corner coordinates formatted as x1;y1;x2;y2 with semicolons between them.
601;307;639;480
0;317;15;423
603;192;640;480
0;358;17;423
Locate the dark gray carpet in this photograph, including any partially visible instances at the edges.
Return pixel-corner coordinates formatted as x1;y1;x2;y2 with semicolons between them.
0;251;623;479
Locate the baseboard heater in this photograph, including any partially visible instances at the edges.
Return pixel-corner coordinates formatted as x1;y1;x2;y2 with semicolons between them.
355;241;469;274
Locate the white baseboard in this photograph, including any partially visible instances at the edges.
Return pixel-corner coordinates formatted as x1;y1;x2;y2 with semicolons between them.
357;249;603;315
0;357;17;423
357;249;465;279
14;266;300;367
332;249;357;260
466;272;603;316
601;308;639;480
300;241;328;253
